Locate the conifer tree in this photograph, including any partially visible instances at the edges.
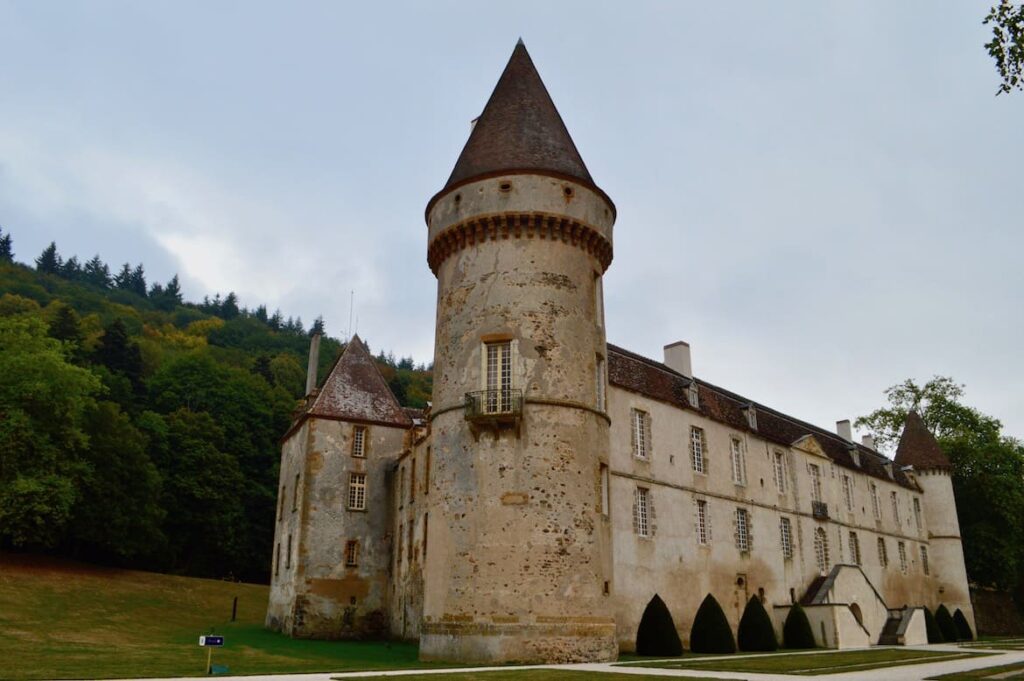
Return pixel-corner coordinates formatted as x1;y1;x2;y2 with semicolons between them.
221;292;240;319
635;595;683;656
114;263;132;290
738;595;778;651
0;225;13;261
129;264;147;297
35;242;62;273
689;593;736;654
61;255;83;280
783;604;817;649
165;275;182;305
83;255;111;288
310;315;325;336
48;303;84;353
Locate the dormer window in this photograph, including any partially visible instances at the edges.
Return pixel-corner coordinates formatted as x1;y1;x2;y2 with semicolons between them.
849;448;861;467
743;404;757;430
686;383;700;409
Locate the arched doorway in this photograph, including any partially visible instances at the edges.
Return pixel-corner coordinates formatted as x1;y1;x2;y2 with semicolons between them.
850;602;864;627
636;594;683;656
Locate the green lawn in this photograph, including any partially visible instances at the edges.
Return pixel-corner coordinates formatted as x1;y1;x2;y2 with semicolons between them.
0;553;447;680
928;660;1024;680
339;673;725;681
625;648;986;675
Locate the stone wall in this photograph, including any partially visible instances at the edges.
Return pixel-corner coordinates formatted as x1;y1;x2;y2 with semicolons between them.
971;587;1024;635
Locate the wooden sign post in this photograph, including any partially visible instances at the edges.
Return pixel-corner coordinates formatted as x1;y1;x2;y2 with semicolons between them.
198;635;224;674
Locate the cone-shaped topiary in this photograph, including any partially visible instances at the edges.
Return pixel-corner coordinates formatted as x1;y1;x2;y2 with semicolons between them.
689;593;736;654
924;607;945;643
953;609;974;642
635;595;683;656
936;605;959;642
783;603;817;649
737;595;778;651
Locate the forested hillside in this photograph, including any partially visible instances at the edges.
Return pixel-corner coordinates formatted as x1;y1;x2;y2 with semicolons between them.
0;226;431;582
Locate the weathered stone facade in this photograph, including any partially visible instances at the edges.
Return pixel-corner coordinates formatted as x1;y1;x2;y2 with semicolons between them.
266;40;975;662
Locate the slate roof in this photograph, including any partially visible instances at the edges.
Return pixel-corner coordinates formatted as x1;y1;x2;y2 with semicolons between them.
894;410;951;471
607;343;919;490
431;40;611;211
304;335;412;429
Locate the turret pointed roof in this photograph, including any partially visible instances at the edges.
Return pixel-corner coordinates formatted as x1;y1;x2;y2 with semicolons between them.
306;335;412;428
439;40;598;194
894;411;951;470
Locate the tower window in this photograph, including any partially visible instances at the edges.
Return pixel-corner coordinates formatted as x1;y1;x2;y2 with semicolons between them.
410;456;416;503
292;474;300;512
484;340;513;413
779;517;793;559
352;426;367;457
286;534;292;570
348;473;367;510
424;446;431;495
599;464;610;516
422;513;429;559
631;409;651;460
345;540;359;567
691;426;706;474
278;485;285;520
274;542;280;577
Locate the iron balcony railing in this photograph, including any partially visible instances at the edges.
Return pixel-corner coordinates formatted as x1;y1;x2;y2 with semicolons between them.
464;388;524;422
812;500;830;520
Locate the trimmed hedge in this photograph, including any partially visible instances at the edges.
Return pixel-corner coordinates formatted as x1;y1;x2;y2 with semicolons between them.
924;607;945;643
636;595;683;656
783;603;816;649
738;596;778;652
689;593;736;654
936;604;959;642
953;609;974;642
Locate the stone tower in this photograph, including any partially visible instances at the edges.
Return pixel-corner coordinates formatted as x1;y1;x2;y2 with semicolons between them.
420;40;617;663
895;411;975;629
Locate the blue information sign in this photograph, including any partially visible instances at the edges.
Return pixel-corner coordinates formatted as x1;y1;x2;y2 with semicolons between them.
199;636;224;647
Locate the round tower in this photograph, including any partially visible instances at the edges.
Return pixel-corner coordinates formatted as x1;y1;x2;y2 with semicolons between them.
419;40;617;663
895;411;975;631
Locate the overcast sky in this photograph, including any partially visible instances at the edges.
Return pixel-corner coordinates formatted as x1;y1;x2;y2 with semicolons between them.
2;2;1021;443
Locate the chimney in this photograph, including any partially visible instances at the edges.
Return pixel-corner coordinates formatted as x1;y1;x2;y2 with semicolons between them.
663;341;692;378
470;116;480;132
836;419;853;441
861;434;876;450
305;332;322;396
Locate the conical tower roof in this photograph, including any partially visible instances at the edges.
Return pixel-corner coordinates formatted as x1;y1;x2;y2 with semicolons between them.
306;335;412;428
436;40;603;199
894;410;951;470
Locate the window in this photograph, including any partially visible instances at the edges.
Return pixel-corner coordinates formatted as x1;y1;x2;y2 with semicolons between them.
274;542;280;576
809;464;822;502
814;527;830;574
407;523;414;564
286;534;292;569
878;537;889;567
913;497;922;530
842;475;853;511
696;499;710;545
397;522;403;566
730;438;746;485
691;426;706;474
891;491;900;524
920;545;929;575
292;474;300;512
735;508;750;552
424;447;431;495
631;409;651;460
849;532;861;566
780;517;793;559
871;483;881;519
410;456;416;503
422;513;429;559
345;540;359;567
599;464;610;516
278;485;285;520
594;273;604;328
596;355;606;411
635;487;650;537
352;425;367;457
348;473;367;510
898;541;908;573
485;340;513;412
773;451;786;493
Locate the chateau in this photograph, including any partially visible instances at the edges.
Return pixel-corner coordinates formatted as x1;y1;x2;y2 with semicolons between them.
265;41;974;663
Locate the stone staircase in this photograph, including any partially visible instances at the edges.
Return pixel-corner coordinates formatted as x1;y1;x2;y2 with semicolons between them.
879;608;909;645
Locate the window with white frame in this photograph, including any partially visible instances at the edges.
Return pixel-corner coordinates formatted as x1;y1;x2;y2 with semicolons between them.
913;497;923;530
730;438;746;485
920;545;930;575
691;426;705;474
344;539;359;567
814;527;830;574
696;498;710;545
484;340;513;412
352;425;367;457
849;531;861;566
780;517;793;559
891;491;901;524
878;537;889;567
635;487;650;537
809;463;822;502
773;451;786;494
871;483;881;519
631;409;651;460
347;472;367;510
842;475;854;511
898;541;908;573
735;508;750;552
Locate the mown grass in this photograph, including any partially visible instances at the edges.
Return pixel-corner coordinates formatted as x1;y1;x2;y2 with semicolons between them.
0;554;447;680
928;660;1024;680
626;648;986;675
338;673;724;681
